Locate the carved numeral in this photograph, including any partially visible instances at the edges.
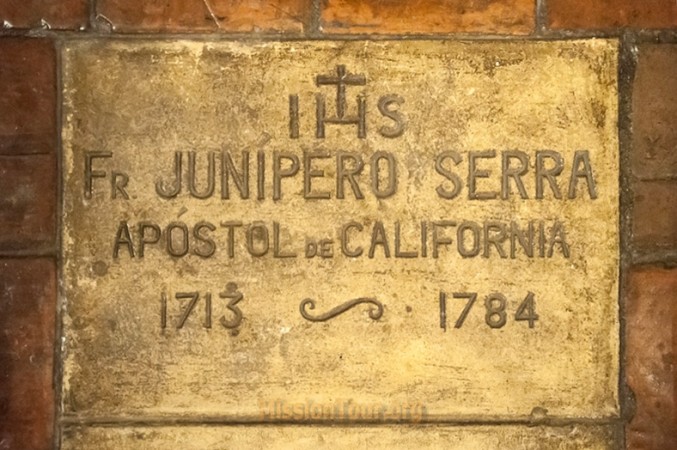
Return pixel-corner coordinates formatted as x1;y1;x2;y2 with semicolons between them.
484;293;508;329
160;285;243;330
515;291;539;328
440;290;538;330
219;282;243;329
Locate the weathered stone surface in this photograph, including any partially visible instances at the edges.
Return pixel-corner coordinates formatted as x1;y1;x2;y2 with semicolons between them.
0;38;56;156
626;267;677;450
547;0;677;29
61;40;619;426
321;0;534;34
0;155;56;253
61;424;616;449
0;259;56;450
96;0;307;32
0;0;88;30
632;44;677;180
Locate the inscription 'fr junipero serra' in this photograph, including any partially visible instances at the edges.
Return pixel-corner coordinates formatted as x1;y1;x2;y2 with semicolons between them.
83;66;597;266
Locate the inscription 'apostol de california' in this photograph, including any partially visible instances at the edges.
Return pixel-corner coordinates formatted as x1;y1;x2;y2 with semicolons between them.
62;41;619;424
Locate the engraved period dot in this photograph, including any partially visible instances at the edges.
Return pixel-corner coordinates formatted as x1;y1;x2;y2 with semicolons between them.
92;260;108;276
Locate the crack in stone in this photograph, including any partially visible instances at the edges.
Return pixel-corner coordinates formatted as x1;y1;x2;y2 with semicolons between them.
202;0;222;29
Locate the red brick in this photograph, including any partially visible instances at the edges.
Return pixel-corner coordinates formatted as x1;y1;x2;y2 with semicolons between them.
632;181;677;253
548;0;677;30
0;39;56;156
321;0;535;34
0;259;56;450
632;44;677;180
0;0;88;30
626;267;677;450
96;0;308;33
0;155;56;254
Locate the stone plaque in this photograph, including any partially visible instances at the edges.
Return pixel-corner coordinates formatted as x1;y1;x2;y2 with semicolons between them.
61;40;619;427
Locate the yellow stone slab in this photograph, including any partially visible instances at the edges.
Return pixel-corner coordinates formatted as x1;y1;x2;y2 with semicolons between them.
61;40;619;422
61;425;616;449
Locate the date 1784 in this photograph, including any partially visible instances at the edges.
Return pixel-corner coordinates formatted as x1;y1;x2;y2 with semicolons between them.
439;290;538;331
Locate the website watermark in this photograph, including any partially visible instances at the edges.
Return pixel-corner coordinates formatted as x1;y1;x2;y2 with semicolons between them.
258;399;428;423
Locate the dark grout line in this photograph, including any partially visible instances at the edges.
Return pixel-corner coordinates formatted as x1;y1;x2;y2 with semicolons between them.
0;152;55;157
0;250;58;258
2;23;677;41
631;251;677;267
307;0;322;38
632;175;677;182
535;0;548;35
88;0;97;31
0;32;626;43
0;28;671;41
618;31;639;450
53;35;65;450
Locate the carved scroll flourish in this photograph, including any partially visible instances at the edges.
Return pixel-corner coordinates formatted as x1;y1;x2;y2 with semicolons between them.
299;298;384;322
